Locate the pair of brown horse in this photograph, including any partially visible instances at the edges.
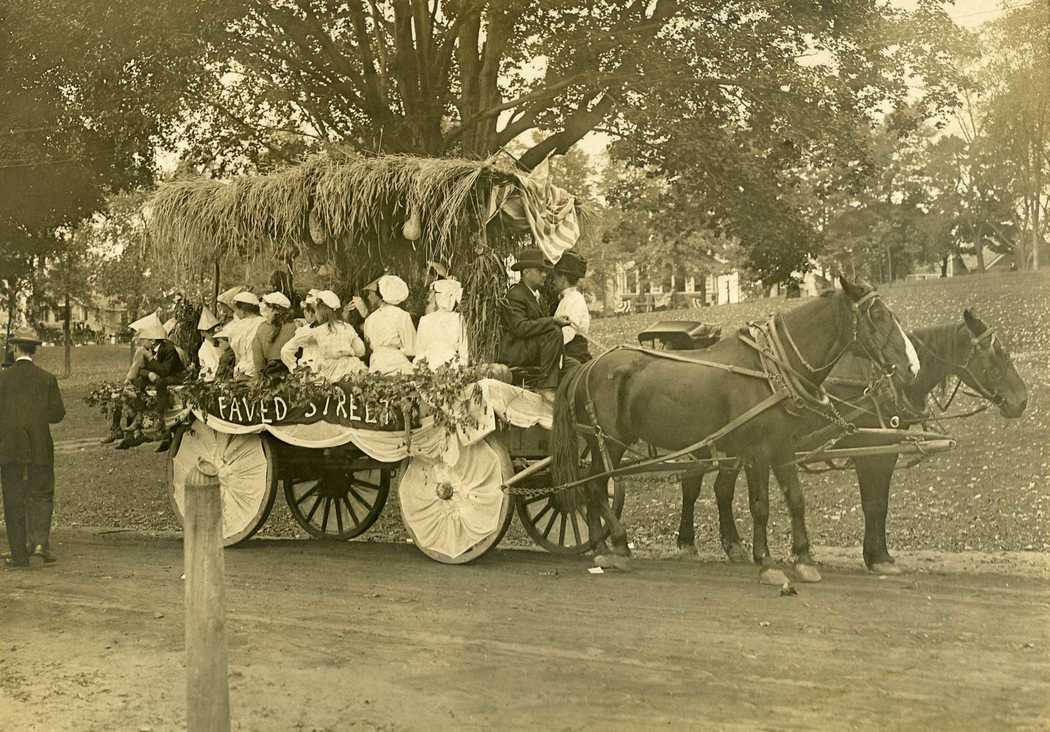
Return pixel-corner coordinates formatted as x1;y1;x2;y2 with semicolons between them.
675;307;1027;575
552;277;1025;582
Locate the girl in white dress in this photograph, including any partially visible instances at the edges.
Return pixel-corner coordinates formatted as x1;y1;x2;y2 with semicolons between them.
229;291;265;377
415;279;469;368
280;292;321;373
195;306;224;382
363;275;416;374
289;290;367;383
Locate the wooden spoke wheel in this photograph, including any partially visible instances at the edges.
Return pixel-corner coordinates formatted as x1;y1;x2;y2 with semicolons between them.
284;468;390;540
515;443;625;555
399;436;515;564
169;423;278;547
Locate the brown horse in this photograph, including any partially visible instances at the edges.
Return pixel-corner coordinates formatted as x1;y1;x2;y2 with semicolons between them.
676;308;1028;574
552;277;919;582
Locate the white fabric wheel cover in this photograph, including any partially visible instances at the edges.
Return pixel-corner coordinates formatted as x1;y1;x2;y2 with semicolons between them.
171;424;272;542
399;438;510;558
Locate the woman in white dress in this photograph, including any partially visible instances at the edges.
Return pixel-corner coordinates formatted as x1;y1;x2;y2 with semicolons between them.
415;279;469;368
288;290;366;383
363;275;416;374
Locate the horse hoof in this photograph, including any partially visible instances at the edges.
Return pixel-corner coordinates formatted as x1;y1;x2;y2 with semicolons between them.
594;554;631;572
869;562;902;576
675;545;698;559
726;544;750;564
760;567;790;586
794;563;822;583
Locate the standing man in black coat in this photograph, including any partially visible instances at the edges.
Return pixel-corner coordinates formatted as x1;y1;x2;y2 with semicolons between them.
0;330;65;569
498;248;571;391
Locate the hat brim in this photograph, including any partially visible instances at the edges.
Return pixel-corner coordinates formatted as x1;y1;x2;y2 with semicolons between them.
511;260;553;272
7;336;42;346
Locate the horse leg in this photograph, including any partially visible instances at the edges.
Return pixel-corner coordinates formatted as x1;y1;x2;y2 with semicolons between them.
588;443;631;569
714;467;748;563
676;473;703;557
770;458;821;583
746;461;789;584
855;454;901;575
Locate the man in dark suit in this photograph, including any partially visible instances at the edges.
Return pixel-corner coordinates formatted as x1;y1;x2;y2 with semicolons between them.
1;330;65;569
498;248;571;391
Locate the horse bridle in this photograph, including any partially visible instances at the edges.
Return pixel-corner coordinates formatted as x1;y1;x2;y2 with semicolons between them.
913;328;1008;409
778;290;901;379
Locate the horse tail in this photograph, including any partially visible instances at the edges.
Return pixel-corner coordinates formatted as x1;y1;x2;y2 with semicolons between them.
551;364;584;487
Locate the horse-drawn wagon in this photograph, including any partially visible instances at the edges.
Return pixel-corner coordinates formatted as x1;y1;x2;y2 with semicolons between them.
146;152;1009;576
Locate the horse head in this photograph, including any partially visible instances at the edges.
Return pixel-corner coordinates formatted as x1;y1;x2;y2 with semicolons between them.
838;276;920;383
957;308;1028;418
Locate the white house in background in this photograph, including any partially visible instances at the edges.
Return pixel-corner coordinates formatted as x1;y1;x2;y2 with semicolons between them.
613;259;743;312
36;294;128;335
906;247;1013;281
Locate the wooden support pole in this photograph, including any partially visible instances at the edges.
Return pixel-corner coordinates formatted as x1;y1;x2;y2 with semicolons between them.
184;458;230;732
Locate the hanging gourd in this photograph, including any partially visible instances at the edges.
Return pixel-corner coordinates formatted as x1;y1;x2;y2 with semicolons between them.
402;204;422;241
308;205;328;247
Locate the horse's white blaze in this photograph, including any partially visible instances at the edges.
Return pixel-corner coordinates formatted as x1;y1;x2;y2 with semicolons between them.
898;321;921;376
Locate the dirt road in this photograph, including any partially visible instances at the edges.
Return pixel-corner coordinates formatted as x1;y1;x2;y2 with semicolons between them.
2;530;1048;731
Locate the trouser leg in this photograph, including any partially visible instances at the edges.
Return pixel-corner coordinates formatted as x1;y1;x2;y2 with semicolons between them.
26;465;54;551
536;328;564;388
1;464;30;562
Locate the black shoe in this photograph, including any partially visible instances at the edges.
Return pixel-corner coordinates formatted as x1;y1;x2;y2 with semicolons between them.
31;545;57;564
100;432;120;445
155;437;172;453
116;433;145;450
4;557;30;569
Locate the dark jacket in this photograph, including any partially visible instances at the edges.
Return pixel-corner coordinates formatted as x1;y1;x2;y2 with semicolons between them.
0;359;65;465
498;282;561;364
143;340;186;387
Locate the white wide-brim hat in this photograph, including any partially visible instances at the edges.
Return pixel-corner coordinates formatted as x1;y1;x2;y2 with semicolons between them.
262;291;291;309
431;279;463;309
163;318;176;336
316;290;341;310
378;274;409;305
130;312;167;340
197;307;221;331
216;286;245;309
233;291;260;307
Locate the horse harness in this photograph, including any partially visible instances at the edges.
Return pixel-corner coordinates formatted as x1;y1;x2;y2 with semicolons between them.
553;293;897;489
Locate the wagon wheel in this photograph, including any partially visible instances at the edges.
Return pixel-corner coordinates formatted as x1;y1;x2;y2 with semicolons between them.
169;422;278;547
283;468;391;540
399;436;515;564
515;444;625;555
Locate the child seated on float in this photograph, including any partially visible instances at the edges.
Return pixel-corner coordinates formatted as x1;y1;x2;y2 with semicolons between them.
227;291;265;378
280;291;321;373
415;279;469;368
101;313;186;450
282;290;366;383
363;275;416;374
195;307;225;382
252;291;297;376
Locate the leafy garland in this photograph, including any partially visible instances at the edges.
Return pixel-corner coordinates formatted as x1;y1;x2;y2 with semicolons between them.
86;362;488;437
84;381;166;433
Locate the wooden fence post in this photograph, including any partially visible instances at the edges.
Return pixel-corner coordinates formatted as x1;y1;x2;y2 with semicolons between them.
184;458;231;732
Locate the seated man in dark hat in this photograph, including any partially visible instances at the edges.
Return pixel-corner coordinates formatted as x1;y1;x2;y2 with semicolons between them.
550;251;592;364
498;247;572;392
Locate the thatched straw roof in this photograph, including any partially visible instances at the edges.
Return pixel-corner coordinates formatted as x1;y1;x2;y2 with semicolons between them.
147;153;582;361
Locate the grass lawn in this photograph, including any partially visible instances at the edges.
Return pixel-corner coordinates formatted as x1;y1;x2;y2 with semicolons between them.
12;270;1050;555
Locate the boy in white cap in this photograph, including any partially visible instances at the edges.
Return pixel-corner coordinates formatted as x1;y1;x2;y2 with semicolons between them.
215;285;245;323
363;274;416;374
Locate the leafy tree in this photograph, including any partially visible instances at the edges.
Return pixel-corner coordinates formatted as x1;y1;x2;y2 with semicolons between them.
979;2;1050;269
